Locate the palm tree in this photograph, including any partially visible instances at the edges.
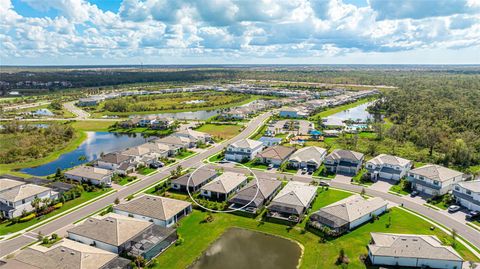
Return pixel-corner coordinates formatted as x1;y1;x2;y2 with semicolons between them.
31;197;41;212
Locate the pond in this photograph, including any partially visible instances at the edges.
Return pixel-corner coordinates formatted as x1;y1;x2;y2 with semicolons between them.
190;228;302;269
20;132;148;176
323;101;374;126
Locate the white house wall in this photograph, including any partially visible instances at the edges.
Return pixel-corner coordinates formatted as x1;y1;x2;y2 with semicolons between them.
68;233;118;254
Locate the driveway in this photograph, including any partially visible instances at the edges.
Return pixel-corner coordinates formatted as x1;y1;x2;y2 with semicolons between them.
333;174;352;184
370;179;395;192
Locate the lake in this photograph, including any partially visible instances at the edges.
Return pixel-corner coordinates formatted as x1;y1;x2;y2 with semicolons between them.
190;228;302;269
20;132;147;176
323;102;374;126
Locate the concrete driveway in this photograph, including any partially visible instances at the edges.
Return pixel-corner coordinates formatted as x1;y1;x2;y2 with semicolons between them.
370;179;395;192
333;174;352;184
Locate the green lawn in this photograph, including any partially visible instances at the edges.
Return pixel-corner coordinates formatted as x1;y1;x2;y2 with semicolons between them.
195;124;242;140
240;159;269;170
175;150;195;160
0;189;110;236
207;152;224;163
70;120;117;131
351;169;373;186
250;124;268;140
300;188;352;225
154;206;478;269
389;179;411;195
138;167;156;175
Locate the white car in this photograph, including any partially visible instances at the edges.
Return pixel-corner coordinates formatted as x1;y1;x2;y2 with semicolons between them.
447;205;461;213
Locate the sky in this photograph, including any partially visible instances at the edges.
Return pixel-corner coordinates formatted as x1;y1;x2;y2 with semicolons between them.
1;0;480;65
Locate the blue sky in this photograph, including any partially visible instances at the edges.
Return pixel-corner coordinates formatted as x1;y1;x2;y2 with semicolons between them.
1;0;479;65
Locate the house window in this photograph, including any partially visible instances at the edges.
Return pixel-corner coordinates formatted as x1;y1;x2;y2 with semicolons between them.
455;186;460;191
466;190;472;195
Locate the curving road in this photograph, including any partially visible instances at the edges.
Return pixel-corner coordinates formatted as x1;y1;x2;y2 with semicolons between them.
0;111;272;258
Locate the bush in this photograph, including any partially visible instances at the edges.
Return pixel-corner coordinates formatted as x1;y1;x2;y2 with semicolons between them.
53;203;63;209
19;213;36;222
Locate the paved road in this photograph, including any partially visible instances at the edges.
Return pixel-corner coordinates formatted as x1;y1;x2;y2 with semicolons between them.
63;101;90;119
1;101;51;112
0;112;271;258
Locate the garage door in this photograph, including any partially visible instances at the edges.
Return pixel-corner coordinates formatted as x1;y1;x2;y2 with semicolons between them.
379;172;393;180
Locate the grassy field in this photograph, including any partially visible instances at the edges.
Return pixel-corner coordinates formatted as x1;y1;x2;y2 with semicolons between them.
195;123;243;140
154;206;478;269
175;150;195;160
92;93;264;117
0;130;87;177
309;98;375;120
70;120;116;131
0;189;110;235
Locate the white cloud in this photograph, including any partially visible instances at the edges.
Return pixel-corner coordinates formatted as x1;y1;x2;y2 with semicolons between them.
1;0;480;64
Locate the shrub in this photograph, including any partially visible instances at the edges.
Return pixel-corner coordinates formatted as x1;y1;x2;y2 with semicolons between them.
53;203;63;209
19;213;36;222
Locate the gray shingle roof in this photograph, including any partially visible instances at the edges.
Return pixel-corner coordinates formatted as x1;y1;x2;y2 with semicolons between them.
367;154;411;167
456;180;480;193
270;182;317;208
257;145;296;160
114;195;191;221
65;165;112;181
98;152;132;165
325;149;364;162
369;233;463;261
230;139;263;149
410;164;464;182
0;184;51;203
228;178;282;207
288;146;326;164
171;168;218;187
200;172;247;194
67;213;152;247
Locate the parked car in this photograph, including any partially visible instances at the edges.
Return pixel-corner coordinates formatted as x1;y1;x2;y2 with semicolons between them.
267;164;274;170
301;167;308;174
466;210;480;220
447;205;461;213
410;191;419;197
150;162;164;169
318;181;330;187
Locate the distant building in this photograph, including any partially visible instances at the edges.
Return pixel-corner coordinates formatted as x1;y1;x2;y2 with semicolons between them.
258;137;283;147
279;107;308;118
96;152;136;175
368;233;463;269
31;108;54;117
408;164;465;196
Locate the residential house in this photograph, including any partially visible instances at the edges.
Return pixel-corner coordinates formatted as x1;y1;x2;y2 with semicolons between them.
170;168;218;192
309;195;388;235
324;149;364;175
155;135;191;149
267;181;317;221
96;152;136;175
0;178;58;219
200;172;248;201
151;118;174;130
288;146;327;171
67;213;177;260
0;239;131;269
119;118;141;128
408;164;465;196
366;154;413;181
279;107;308;118
368;233;463;269
257;145;296;167
64;165;113;187
453;180;480;211
138;115;157;127
258;137;283;147
121;144;166;166
77;97;103;107
225;139;264;162
114;195;192;228
172;129;212;146
228;178;282;212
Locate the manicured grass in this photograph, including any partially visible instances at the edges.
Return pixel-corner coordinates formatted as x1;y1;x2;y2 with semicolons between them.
250;124;268;140
427;196;451;210
309;98;374;120
195;124;242;140
207;153;224;163
389;179;411;195
153;206;478;269
0;189;110;236
241;159;269;170
300;188;353;225
175;150;195;160
70;120;116;131
138;167;156;175
351;169;373;186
